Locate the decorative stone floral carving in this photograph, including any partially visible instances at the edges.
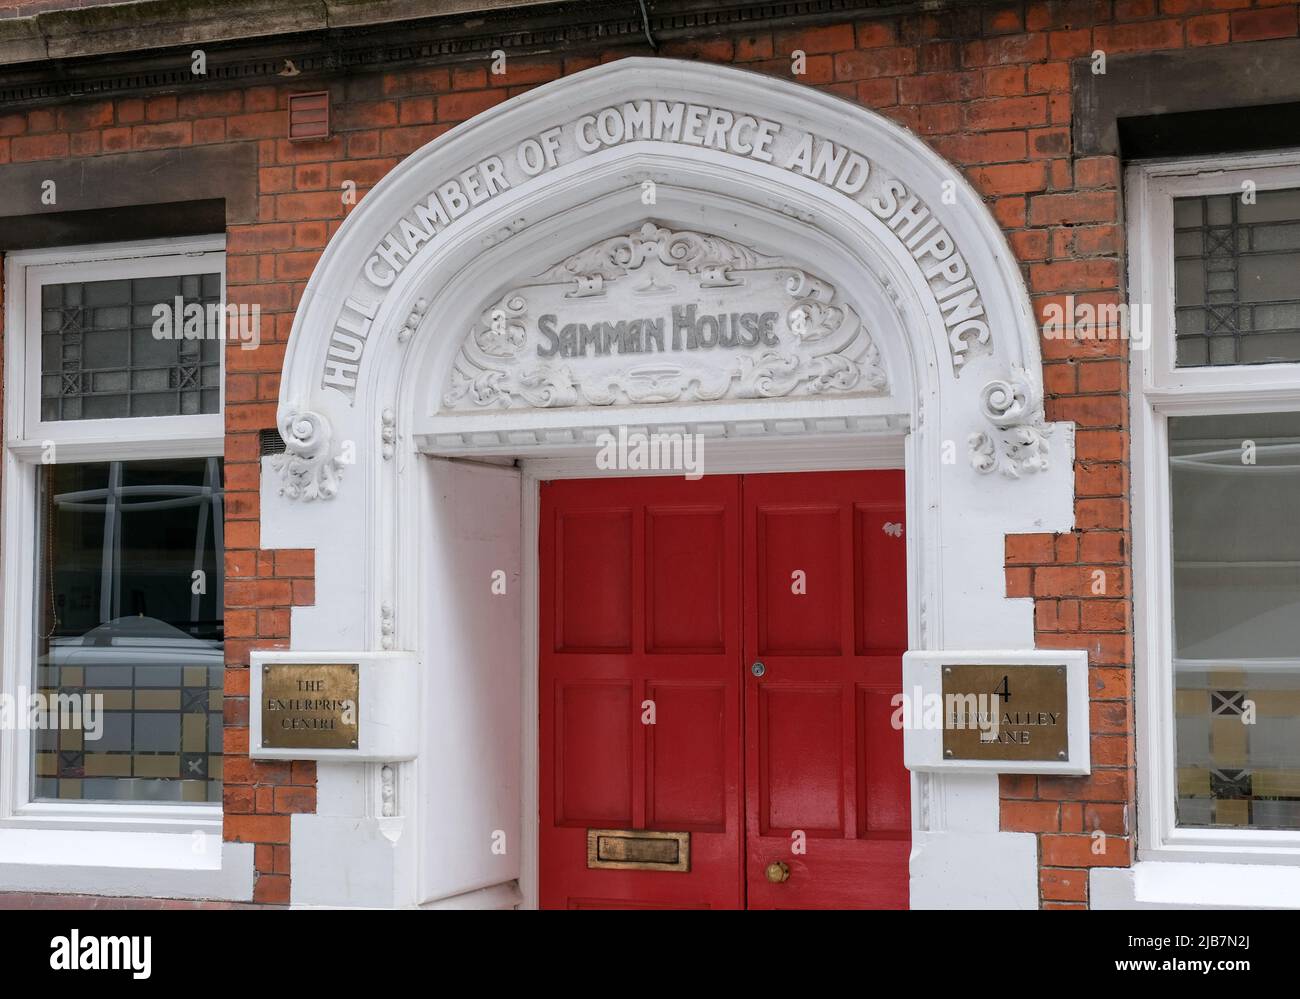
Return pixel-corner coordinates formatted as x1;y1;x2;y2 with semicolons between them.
538;222;760;291
272;407;345;501
442;221;888;412
381;407;397;461
396;298;427;344
968;369;1051;478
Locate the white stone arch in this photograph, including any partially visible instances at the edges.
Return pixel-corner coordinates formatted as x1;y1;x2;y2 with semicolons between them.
263;58;1075;908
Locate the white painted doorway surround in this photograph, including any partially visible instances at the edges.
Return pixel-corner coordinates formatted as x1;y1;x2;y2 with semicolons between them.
258;58;1076;908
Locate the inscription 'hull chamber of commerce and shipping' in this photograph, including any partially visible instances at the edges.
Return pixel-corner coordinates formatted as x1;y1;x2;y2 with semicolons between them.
442;223;887;410
319;98;997;401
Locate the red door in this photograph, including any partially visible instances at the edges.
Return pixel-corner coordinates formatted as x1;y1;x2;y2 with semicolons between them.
539;471;909;909
539;476;745;909
742;471;910;909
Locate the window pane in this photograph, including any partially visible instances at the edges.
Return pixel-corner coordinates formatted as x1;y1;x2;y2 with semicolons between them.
39;273;222;421
1170;412;1300;829
1173;188;1300;367
34;458;224;803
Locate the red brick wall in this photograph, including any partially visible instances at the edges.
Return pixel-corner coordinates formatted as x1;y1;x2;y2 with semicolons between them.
1;0;1297;907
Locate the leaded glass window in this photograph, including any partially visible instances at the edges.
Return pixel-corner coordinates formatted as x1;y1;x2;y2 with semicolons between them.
1173;188;1300;367
34;457;225;803
1170;412;1300;830
40;273;222;421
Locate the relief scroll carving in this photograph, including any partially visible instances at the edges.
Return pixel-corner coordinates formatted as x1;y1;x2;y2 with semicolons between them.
442;222;888;412
968;368;1051;479
272;407;346;501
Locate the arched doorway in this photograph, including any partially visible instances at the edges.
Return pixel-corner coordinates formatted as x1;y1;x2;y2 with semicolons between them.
262;58;1073;908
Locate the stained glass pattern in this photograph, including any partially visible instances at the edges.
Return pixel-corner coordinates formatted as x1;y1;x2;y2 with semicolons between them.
1173;188;1300;367
40;273;222;421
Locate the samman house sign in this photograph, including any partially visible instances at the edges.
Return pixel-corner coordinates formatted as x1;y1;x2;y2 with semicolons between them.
442;223;887;409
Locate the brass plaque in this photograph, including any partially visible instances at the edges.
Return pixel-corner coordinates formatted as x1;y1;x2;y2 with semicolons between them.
261;663;359;750
586;829;690;872
941;665;1068;762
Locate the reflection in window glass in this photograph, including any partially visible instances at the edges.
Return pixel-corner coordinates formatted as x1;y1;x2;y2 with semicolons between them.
1170;412;1300;829
1173;188;1300;367
34;458;224;803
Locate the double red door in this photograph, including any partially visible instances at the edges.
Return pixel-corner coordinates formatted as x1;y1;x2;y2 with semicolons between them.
539;471;910;909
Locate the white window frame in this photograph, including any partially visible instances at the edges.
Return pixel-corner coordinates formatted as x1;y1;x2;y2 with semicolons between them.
0;236;226;839
8;236;226;456
1130;149;1300;865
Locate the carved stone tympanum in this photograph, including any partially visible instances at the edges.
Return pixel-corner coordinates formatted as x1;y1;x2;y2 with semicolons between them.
442;222;888;411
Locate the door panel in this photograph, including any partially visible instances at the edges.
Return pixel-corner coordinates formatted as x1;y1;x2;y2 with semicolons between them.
756;507;843;655
758;684;845;833
854;504;909;654
647;682;729;828
539;476;744;909
645;508;728;652
859;688;911;835
555;508;632;651
744;471;910;909
557;681;634;825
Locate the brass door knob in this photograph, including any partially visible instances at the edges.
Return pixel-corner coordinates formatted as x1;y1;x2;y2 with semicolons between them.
765;861;790;883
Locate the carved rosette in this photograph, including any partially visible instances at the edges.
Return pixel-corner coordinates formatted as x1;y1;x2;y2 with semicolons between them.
968;368;1051;479
272;407;345;501
442;221;888;412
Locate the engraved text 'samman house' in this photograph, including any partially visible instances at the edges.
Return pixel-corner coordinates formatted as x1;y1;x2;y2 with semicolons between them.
0;0;1298;910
